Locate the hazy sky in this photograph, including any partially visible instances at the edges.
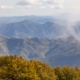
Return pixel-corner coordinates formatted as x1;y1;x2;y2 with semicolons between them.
0;0;80;16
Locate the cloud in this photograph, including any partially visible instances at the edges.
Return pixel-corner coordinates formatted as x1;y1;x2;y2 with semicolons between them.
43;0;64;5
17;0;41;6
0;6;14;9
16;0;64;9
55;4;63;9
17;0;30;5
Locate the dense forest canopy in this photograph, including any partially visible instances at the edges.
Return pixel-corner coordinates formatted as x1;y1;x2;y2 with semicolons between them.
0;55;80;80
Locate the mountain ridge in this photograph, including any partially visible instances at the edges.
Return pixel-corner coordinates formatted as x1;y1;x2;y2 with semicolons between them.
0;20;66;39
0;35;80;66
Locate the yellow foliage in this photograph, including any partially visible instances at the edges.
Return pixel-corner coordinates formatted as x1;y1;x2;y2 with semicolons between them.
0;55;80;80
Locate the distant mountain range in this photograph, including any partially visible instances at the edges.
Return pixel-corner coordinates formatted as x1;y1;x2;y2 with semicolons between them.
0;16;55;24
0;35;80;66
0;19;73;39
0;16;80;66
1;13;78;24
0;19;80;39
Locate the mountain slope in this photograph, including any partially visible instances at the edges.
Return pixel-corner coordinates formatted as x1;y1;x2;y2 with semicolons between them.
0;35;80;66
1;19;79;39
0;36;52;59
0;20;66;39
45;37;80;66
0;20;40;38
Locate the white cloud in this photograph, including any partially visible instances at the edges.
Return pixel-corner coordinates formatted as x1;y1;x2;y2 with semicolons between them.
55;4;63;9
48;5;55;9
43;0;64;5
17;0;41;6
16;0;64;9
17;0;29;5
0;6;14;9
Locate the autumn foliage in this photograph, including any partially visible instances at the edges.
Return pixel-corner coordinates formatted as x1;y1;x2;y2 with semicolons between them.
0;55;80;80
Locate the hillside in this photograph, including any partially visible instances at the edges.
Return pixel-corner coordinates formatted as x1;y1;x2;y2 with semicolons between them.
0;20;40;38
0;35;52;59
0;19;80;39
0;35;80;66
0;20;66;39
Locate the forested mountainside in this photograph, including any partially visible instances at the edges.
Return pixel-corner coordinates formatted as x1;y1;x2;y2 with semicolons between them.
0;35;80;66
0;20;65;39
0;19;80;39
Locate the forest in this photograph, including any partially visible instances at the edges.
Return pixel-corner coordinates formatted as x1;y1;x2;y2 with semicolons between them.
0;55;80;80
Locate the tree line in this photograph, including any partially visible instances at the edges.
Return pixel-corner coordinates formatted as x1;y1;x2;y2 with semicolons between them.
0;55;80;80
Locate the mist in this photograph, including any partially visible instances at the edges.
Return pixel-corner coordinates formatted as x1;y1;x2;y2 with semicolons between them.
52;13;80;40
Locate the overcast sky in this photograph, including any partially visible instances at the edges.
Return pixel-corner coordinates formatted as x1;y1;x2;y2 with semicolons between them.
0;0;80;16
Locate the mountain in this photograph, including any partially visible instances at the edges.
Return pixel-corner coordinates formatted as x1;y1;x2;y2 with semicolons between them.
1;18;80;39
0;17;80;66
0;35;53;59
35;21;66;39
0;35;80;66
0;20;41;38
45;37;80;66
0;16;55;24
0;20;67;39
